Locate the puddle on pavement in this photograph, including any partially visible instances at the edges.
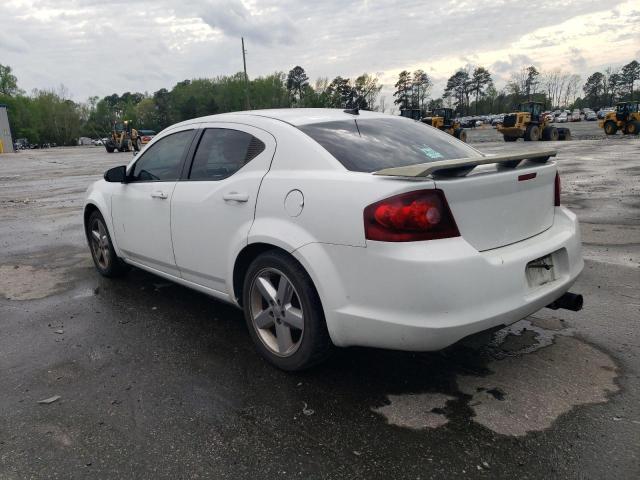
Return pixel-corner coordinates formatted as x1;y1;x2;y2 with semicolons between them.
373;318;619;436
0;252;91;301
373;393;454;429
0;265;69;300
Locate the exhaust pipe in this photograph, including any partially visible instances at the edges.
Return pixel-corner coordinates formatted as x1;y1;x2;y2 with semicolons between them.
546;292;583;311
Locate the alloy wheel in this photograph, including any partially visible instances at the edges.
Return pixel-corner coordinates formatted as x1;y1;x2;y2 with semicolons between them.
90;218;111;270
249;268;304;357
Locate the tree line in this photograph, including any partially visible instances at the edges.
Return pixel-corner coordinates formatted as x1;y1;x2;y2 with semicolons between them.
393;60;639;116
0;65;382;146
0;58;638;145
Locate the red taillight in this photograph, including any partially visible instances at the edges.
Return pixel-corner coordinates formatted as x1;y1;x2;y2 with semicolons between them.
554;172;561;206
142;136;151;142
364;189;460;242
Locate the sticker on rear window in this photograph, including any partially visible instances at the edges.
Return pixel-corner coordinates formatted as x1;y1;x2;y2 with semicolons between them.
418;146;444;159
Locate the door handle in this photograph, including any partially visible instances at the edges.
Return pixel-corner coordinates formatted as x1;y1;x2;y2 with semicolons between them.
150;191;168;199
223;192;249;202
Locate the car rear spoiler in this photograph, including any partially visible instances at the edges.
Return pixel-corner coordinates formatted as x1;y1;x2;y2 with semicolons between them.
373;150;557;178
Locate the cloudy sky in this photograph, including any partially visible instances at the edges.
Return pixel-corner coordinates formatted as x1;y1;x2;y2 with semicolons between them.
1;0;639;105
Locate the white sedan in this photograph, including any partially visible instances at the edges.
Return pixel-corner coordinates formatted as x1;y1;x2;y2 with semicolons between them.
84;109;583;370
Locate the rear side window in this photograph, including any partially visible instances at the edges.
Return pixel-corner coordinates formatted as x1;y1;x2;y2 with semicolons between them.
298;118;480;172
189;128;266;180
130;130;194;182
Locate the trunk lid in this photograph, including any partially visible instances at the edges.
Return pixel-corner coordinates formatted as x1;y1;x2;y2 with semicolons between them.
434;162;556;251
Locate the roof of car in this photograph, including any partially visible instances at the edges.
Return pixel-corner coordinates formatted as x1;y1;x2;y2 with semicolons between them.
176;108;392;128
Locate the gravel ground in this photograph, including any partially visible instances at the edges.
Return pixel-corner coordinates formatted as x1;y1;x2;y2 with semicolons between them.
0;123;638;479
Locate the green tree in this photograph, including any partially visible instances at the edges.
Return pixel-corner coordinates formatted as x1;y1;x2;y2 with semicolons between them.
443;70;470;114
134;98;157;130
412;70;432;111
153;88;172;129
608;73;624;105
353;73;382;110
621;60;640;100
249;72;289;109
525;66;540;100
470;67;493;114
583;72;605;106
286;66;309;105
326;76;353;108
428;98;444;110
393;70;412;110
0;64;19;96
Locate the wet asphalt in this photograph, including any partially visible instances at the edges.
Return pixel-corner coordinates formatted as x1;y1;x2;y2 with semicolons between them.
1;122;639;479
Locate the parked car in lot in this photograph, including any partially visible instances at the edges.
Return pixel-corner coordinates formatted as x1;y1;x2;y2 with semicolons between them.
543;113;555;123
137;129;157;147
597;108;613;119
556;112;568;123
585;111;597;121
570;110;581;122
84;109;584;370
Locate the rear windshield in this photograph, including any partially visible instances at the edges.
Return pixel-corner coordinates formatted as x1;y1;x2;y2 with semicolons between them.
298;117;480;172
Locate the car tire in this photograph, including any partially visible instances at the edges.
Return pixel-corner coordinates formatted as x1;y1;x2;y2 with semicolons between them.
242;250;333;371
604;120;617;135
86;210;128;278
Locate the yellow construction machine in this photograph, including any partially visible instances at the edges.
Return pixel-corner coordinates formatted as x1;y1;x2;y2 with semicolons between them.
600;102;640;135
421;108;467;142
498;102;571;142
400;107;467;142
104;120;140;153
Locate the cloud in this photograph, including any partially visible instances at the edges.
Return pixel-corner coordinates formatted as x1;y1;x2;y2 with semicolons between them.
568;47;588;71
196;0;297;45
491;55;535;74
0;0;638;103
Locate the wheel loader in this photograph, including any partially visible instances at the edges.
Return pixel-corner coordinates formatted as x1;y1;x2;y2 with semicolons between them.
421;108;467;142
498;102;571;142
400;107;467;142
104;120;140;153
599;102;640;135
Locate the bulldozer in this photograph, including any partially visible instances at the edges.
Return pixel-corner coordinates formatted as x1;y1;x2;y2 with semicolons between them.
600;101;640;135
498;102;571;142
104;120;140;153
399;107;467;142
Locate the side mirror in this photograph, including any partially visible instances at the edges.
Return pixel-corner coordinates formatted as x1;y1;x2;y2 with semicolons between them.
104;165;127;183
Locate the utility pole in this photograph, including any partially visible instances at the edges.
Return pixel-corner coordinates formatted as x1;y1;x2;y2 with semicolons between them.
241;37;251;110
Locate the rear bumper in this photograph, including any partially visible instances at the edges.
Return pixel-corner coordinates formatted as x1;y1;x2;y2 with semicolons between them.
293;207;583;351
